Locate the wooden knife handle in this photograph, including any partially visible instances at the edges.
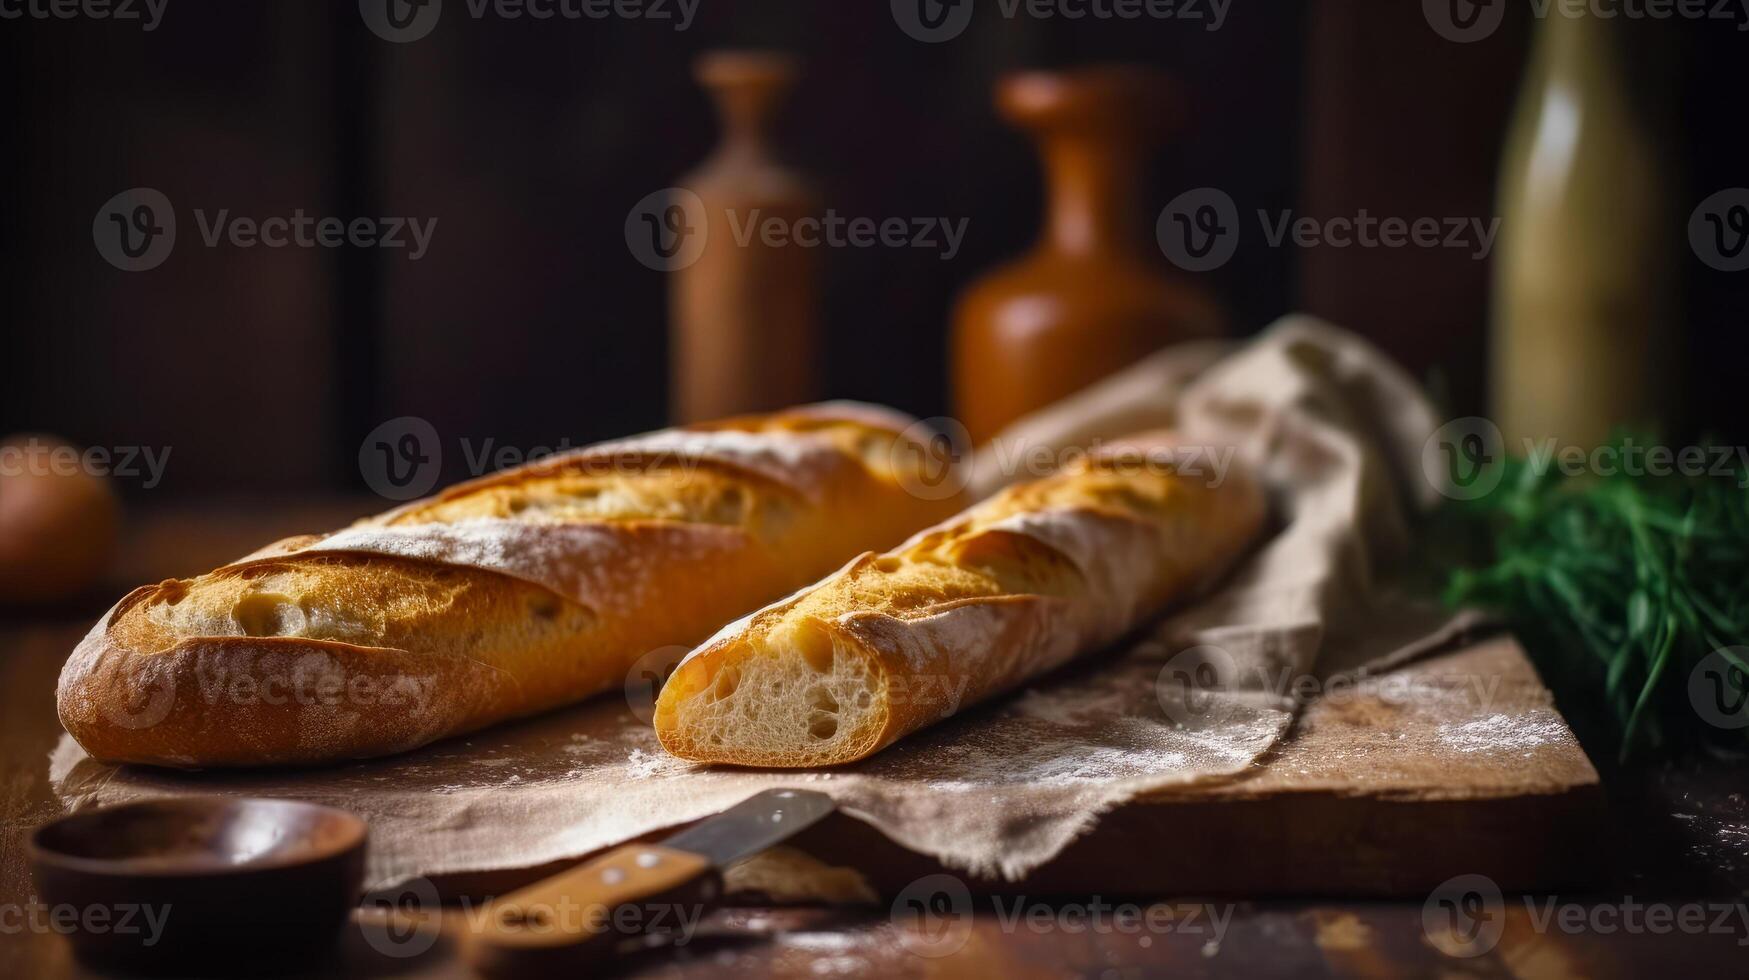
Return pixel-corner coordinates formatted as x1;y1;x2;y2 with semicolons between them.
465;844;719;975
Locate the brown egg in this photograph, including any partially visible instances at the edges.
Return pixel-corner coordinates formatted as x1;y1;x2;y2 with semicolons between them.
0;435;122;604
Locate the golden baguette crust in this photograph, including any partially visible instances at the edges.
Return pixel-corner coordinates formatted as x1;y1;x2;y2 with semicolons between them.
653;433;1267;767
57;404;964;768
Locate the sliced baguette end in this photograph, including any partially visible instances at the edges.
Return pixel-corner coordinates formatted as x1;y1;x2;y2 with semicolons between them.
654;617;891;768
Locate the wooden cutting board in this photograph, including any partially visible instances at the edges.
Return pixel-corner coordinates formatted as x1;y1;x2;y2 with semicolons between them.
764;634;1604;898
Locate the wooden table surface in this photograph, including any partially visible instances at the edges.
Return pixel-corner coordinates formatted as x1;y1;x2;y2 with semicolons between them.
3;502;1747;978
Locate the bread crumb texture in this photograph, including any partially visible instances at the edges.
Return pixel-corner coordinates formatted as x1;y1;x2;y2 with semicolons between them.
656;449;1264;767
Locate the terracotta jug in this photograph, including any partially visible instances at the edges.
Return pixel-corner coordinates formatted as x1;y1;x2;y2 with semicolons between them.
671;51;820;424
951;67;1223;444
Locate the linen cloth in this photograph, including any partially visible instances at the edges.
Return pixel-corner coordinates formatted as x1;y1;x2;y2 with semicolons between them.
50;316;1468;889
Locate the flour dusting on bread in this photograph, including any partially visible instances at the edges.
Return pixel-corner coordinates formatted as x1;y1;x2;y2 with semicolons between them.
655;440;1267;768
56;404;965;768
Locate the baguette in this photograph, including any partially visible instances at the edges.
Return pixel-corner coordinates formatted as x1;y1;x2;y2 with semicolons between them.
57;403;965;768
653;435;1265;767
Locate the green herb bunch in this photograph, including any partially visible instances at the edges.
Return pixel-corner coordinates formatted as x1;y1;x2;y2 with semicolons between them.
1438;444;1749;761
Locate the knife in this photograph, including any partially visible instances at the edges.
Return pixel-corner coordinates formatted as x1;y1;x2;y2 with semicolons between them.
466;788;835;974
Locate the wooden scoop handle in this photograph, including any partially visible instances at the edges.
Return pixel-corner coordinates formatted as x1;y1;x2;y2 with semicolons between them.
465;844;718;975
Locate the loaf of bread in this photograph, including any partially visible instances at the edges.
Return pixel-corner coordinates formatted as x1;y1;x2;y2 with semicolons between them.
57;403;965;768
653;434;1266;767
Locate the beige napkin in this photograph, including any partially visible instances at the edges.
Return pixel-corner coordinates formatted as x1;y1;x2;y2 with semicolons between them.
48;316;1468;890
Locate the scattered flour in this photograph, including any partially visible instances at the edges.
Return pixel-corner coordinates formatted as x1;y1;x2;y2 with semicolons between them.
1436;712;1566;753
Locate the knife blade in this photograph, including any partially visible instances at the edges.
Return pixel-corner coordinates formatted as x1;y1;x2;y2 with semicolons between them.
659;788;836;867
466;789;835;975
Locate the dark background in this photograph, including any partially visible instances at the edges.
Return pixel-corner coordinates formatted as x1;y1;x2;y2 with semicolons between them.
3;1;1745;498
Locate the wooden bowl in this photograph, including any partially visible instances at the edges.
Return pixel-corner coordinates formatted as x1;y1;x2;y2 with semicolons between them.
29;797;367;974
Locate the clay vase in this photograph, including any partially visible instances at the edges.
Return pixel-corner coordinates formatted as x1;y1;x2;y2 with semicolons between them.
951;67;1224;444
671;51;821;424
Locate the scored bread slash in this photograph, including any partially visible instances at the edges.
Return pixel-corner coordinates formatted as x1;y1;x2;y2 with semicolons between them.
56;405;968;769
653;432;1266;768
